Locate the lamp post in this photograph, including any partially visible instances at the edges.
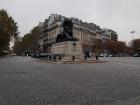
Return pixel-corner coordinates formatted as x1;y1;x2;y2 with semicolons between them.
90;37;93;60
131;31;135;41
91;38;94;60
73;41;76;61
131;31;135;55
0;23;3;56
124;40;126;56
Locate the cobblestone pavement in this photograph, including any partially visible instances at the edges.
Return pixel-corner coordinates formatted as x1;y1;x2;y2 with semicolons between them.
0;56;140;105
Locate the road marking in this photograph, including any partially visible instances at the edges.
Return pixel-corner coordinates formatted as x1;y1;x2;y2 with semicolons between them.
110;62;140;68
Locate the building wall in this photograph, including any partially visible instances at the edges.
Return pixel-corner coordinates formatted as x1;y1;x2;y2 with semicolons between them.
39;14;118;54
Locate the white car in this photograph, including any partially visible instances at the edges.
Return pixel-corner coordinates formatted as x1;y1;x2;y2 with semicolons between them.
99;54;104;57
108;54;113;57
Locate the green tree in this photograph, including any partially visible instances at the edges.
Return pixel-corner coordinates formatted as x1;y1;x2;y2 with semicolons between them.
13;37;22;55
0;9;18;55
13;26;43;55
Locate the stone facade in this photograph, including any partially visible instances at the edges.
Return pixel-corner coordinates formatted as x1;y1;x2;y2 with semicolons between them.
51;41;83;60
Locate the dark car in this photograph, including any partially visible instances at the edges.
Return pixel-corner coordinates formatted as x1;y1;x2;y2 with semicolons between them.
31;52;40;58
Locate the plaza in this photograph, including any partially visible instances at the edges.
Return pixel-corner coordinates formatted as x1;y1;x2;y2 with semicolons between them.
0;56;140;105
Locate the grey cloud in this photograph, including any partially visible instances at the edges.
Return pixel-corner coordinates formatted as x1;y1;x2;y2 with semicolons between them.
0;0;140;41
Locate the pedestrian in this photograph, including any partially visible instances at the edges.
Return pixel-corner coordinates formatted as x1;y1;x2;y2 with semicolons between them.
72;56;75;61
49;56;51;60
96;55;98;60
54;56;56;61
59;56;61;61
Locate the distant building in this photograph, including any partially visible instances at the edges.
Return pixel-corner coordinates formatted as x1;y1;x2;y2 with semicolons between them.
102;28;118;41
39;14;118;54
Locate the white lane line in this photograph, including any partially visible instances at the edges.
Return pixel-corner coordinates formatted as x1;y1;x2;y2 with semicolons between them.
110;62;140;68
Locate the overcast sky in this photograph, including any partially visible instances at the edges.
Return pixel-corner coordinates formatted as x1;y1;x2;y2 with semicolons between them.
0;0;140;42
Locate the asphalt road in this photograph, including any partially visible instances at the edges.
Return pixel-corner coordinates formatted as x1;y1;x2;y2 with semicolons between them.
0;56;140;105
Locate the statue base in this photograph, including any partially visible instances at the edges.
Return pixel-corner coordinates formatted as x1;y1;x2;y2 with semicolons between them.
51;41;84;61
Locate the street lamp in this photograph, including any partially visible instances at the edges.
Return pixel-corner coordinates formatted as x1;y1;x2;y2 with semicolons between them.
73;41;76;61
130;31;135;55
124;40;126;56
131;31;135;41
89;37;95;59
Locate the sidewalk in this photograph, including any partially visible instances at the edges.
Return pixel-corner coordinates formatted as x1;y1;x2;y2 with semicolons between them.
38;58;107;64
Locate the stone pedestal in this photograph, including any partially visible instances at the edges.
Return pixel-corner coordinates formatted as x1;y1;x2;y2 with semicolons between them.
51;41;83;60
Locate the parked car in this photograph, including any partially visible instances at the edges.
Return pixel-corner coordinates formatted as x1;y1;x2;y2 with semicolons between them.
115;54;119;57
99;54;104;57
31;52;40;58
108;54;113;57
11;53;17;56
133;53;140;57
